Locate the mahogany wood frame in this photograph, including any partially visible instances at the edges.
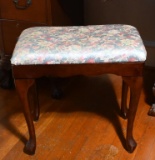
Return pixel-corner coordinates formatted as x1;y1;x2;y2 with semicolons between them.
12;62;144;155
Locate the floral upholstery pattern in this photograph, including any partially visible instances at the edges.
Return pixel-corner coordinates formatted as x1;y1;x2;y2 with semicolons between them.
11;25;147;65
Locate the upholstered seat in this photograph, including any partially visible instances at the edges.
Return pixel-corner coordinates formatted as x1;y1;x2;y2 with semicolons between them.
11;24;147;155
11;25;146;65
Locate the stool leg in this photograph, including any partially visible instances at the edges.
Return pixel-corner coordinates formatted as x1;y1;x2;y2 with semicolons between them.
122;76;142;153
15;79;37;155
28;81;40;121
121;80;129;119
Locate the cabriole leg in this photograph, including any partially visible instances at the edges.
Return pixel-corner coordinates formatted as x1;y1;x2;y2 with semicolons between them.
121;80;129;119
15;79;37;155
123;76;142;153
28;81;40;121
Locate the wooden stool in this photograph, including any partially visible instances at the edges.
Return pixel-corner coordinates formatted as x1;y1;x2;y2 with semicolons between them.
11;25;147;155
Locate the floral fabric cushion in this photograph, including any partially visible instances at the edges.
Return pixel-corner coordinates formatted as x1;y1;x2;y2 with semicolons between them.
11;25;147;65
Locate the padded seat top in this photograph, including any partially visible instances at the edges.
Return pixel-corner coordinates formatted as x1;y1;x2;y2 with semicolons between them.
11;25;147;65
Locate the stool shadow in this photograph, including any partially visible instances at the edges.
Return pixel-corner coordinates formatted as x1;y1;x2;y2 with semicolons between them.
0;114;27;144
0;89;27;145
38;75;126;149
0;75;127;149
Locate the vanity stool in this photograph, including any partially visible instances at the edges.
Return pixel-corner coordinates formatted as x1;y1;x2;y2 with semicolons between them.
11;25;147;155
